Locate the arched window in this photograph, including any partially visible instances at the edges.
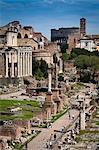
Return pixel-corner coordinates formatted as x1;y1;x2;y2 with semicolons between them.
17;33;22;38
24;34;28;38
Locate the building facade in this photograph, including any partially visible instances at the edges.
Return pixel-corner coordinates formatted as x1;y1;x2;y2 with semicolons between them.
76;36;97;52
5;46;32;78
51;27;80;43
0;22;33;78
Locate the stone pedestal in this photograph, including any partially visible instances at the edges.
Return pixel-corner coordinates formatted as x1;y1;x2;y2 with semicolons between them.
46;91;53;101
51;102;57;115
43;92;55;120
52;88;59;98
52;88;63;112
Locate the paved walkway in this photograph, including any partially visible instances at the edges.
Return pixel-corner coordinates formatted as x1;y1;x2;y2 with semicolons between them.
28;109;79;150
0;90;25;99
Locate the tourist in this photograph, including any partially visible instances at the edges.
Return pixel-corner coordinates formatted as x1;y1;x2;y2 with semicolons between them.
50;134;53;140
25;143;28;149
50;122;52;128
54;133;56;140
72;115;74;120
68;111;71;119
75;122;77;128
49;141;52;148
46;140;49;148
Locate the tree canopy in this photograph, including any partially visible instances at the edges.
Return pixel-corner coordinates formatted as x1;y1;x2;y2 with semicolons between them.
75;55;99;71
60;43;68;53
71;48;99;58
32;58;48;80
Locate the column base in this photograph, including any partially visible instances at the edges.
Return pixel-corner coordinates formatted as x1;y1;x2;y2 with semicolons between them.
11;75;15;78
5;76;9;78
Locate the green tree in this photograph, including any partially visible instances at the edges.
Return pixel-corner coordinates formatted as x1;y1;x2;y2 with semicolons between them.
40;59;48;78
35;68;43;80
32;58;48;80
32;58;39;76
61;53;69;61
60;43;68;53
71;48;99;59
75;55;99;83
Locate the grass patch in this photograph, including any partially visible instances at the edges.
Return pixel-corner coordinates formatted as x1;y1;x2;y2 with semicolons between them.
76;130;99;143
79;130;99;135
0;99;41;121
0;99;40;110
76;137;99;143
51;108;68;123
96;121;99;125
71;82;86;90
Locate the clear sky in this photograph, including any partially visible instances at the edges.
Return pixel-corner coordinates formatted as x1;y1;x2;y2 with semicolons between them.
0;0;99;39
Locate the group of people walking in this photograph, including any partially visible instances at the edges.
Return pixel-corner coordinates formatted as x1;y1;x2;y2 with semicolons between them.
46;133;57;149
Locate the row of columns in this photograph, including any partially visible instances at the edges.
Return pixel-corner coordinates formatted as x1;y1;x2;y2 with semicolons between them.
5;51;32;78
5;53;16;78
18;52;32;77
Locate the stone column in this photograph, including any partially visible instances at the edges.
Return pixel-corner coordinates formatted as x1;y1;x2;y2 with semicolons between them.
55;64;58;88
11;53;14;78
48;67;52;92
23;52;25;76
20;52;22;77
30;52;32;76
59;58;63;73
5;53;8;78
17;52;20;77
27;53;30;75
25;52;27;76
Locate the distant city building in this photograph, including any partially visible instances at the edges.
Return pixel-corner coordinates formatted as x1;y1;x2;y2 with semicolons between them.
51;27;80;43
76;35;99;52
51;18;87;53
76;37;95;52
51;27;80;53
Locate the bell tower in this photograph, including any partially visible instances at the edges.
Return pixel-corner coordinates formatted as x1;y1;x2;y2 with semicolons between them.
80;18;86;37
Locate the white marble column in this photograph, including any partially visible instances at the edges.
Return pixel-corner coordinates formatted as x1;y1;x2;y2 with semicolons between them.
17;52;20;77
5;53;8;78
25;52;27;76
20;53;22;77
30;52;32;76
59;58;63;73
48;67;52;92
23;52;25;76
27;53;30;75
11;53;14;78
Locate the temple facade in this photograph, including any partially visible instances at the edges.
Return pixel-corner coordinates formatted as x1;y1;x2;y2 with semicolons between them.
3;46;32;78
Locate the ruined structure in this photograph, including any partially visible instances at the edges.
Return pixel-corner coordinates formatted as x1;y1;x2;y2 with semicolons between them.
0;26;32;78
